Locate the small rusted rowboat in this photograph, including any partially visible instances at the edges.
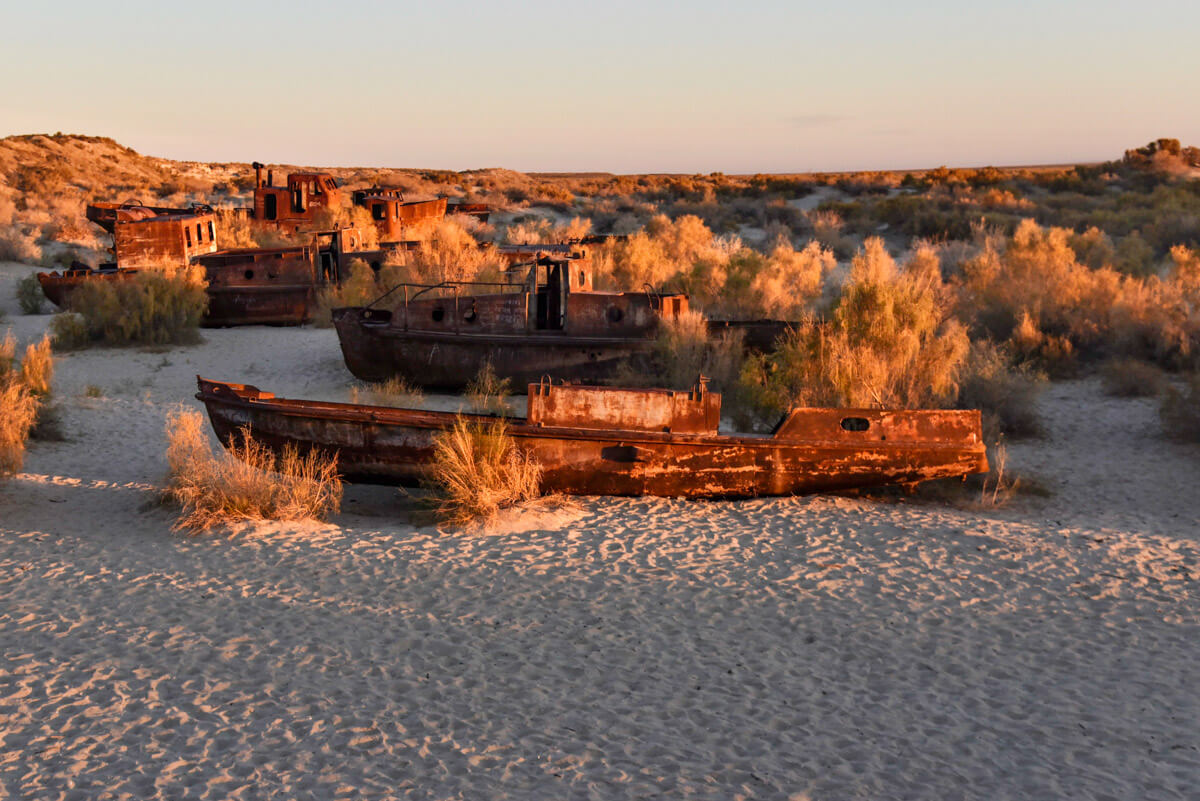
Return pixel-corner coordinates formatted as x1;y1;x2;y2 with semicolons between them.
196;377;988;498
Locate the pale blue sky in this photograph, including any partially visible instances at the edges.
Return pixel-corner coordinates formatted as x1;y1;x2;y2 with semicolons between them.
2;1;1197;173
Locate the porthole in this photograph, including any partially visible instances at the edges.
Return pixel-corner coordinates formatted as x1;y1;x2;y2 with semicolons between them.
606;306;624;323
464;308;478;323
244;269;254;280
840;417;870;432
432;307;445;322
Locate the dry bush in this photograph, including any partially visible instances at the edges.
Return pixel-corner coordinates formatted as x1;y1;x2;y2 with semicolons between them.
214;208;306;250
744;241;835;319
349;375;425;408
0;331;49;478
164;408;343;532
957;220;1200;370
0;224;43;263
1159;374;1200;442
503;216;592;244
752;238;969;410
1100;358;1166;397
0;377;38;478
311;206;380;249
408;218;504;284
312;259;379;327
53;268;208;347
421;417;541;526
977;443;1021;507
808;209;853;256
19;335;53;398
466;361;513;414
16;273;46;314
609;214;734;293
956;341;1044;439
0;330;13;375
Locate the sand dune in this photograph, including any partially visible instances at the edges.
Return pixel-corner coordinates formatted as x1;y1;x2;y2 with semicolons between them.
2;260;1199;799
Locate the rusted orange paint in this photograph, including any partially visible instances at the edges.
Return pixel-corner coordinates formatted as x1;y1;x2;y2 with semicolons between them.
197;377;989;498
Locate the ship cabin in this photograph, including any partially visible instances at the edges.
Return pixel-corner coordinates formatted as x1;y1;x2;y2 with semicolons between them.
251;162;343;231
350;187;447;241
94;205;219;271
386;254;688;337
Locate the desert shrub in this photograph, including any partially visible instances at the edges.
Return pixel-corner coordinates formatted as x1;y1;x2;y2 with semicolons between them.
312;259;379;327
1069;226;1116;269
0;331;49;478
421;417;541;526
466;361;513;414
311;206;380;249
1159;374;1200;442
19;335;53;398
55;268;207;347
48;312;88;349
164;408;343;532
16;273;46;314
808;209;853;256
0;377;38;478
750;238;969;411
608;214;735;293
407;218;504;284
0;225;43;263
504;216;592;244
956;341;1044;439
349;375;425;408
744;241;835;320
1100;358;1166;397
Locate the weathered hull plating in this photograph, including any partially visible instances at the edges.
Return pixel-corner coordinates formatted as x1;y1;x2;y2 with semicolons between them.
332;307;652;388
37;269;137;309
203;285;315;327
196;378;989;499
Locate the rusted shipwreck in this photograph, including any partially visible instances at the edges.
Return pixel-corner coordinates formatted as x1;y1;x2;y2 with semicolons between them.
351;188;447;242
40;201;370;326
333;254;794;389
251;163;343;231
196;376;988;498
333;255;691;388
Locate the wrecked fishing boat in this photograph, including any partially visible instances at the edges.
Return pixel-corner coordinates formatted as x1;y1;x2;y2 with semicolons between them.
194;227;367;326
196;376;988;498
41;200;372;326
333;255;691;388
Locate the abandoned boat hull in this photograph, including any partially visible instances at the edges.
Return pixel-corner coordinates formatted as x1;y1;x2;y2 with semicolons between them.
203;284;315;327
37;269;137;309
333;310;652;387
196;378;988;499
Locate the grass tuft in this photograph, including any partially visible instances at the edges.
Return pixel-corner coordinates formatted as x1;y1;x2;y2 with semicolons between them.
466;361;513;414
349;375;425;408
422;417;541;526
164;408;343;532
0;331;51;477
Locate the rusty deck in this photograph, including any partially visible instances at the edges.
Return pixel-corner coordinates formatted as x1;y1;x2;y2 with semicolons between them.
197;377;988;498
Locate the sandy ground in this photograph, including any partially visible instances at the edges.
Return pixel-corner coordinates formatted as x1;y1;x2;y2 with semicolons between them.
2;260;1200;800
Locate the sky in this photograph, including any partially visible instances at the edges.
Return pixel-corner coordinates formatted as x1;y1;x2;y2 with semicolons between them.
2;0;1198;174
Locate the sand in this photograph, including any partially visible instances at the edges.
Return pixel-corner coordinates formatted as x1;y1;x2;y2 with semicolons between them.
2;259;1199;799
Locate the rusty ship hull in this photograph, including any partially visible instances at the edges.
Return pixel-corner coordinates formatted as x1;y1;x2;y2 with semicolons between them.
197;377;988;499
333;306;653;387
37;268;138;308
